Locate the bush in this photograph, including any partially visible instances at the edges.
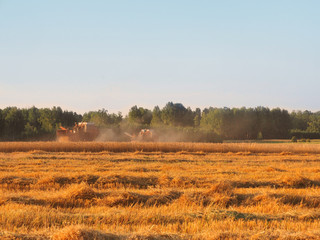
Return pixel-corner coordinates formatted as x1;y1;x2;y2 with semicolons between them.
257;132;263;140
289;129;320;139
291;136;297;143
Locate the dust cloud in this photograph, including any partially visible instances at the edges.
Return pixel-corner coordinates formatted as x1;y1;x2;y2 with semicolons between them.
95;128;125;142
94;127;208;142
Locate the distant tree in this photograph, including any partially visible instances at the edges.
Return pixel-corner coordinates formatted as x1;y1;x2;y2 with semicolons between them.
307;115;320;133
83;109;122;127
38;108;56;133
200;108;223;136
89;109;109;127
193;108;201;127
150;106;162;126
4;107;25;140
27;106;40;127
0;109;4;138
0;104;318;141
60;110;82;127
255;107;273;139
22;106;41;138
161;102;194;127
128;106;152;125
270;108;291;138
185;107;196;126
290;110;312;131
23;122;38;138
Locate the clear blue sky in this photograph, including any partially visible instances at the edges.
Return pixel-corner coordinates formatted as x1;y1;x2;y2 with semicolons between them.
0;1;319;114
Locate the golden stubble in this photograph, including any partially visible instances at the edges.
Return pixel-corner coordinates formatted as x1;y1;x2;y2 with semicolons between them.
0;144;320;239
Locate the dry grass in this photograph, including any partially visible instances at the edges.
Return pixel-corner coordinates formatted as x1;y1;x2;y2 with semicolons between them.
52;226;120;240
0;141;320;153
0;143;320;239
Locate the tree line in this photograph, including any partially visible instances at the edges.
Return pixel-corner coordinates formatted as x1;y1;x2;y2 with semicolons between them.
0;107;81;140
0;103;319;141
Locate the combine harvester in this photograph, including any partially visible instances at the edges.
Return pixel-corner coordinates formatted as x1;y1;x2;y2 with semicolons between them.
56;122;99;142
124;129;156;142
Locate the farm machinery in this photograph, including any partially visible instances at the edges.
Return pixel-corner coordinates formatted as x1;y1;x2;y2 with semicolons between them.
56;122;99;142
124;129;156;142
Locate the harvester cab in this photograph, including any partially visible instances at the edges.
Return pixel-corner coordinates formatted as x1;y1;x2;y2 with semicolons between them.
139;129;153;141
124;129;154;142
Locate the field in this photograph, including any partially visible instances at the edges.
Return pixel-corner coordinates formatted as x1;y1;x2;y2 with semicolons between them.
0;142;320;239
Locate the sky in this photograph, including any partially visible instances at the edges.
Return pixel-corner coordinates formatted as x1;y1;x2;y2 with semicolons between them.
0;0;319;114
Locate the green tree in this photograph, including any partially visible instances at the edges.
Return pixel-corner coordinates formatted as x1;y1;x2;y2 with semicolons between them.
291;110;312;130
38;108;56;133
0;109;4;138
23;122;38;138
161;102;194;127
193;108;201;127
200;108;224;136
270;108;291;138
83;109;122;127
307;115;320;132
4;107;25;140
128;106;152;125
150;106;162;126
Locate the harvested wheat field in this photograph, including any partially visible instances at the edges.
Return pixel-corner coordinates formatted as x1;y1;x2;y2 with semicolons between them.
0;142;320;239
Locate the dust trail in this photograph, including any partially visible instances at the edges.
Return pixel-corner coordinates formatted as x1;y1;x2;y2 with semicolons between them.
95;128;125;142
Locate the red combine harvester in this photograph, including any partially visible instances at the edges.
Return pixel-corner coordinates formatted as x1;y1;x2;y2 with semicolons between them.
56;122;99;142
